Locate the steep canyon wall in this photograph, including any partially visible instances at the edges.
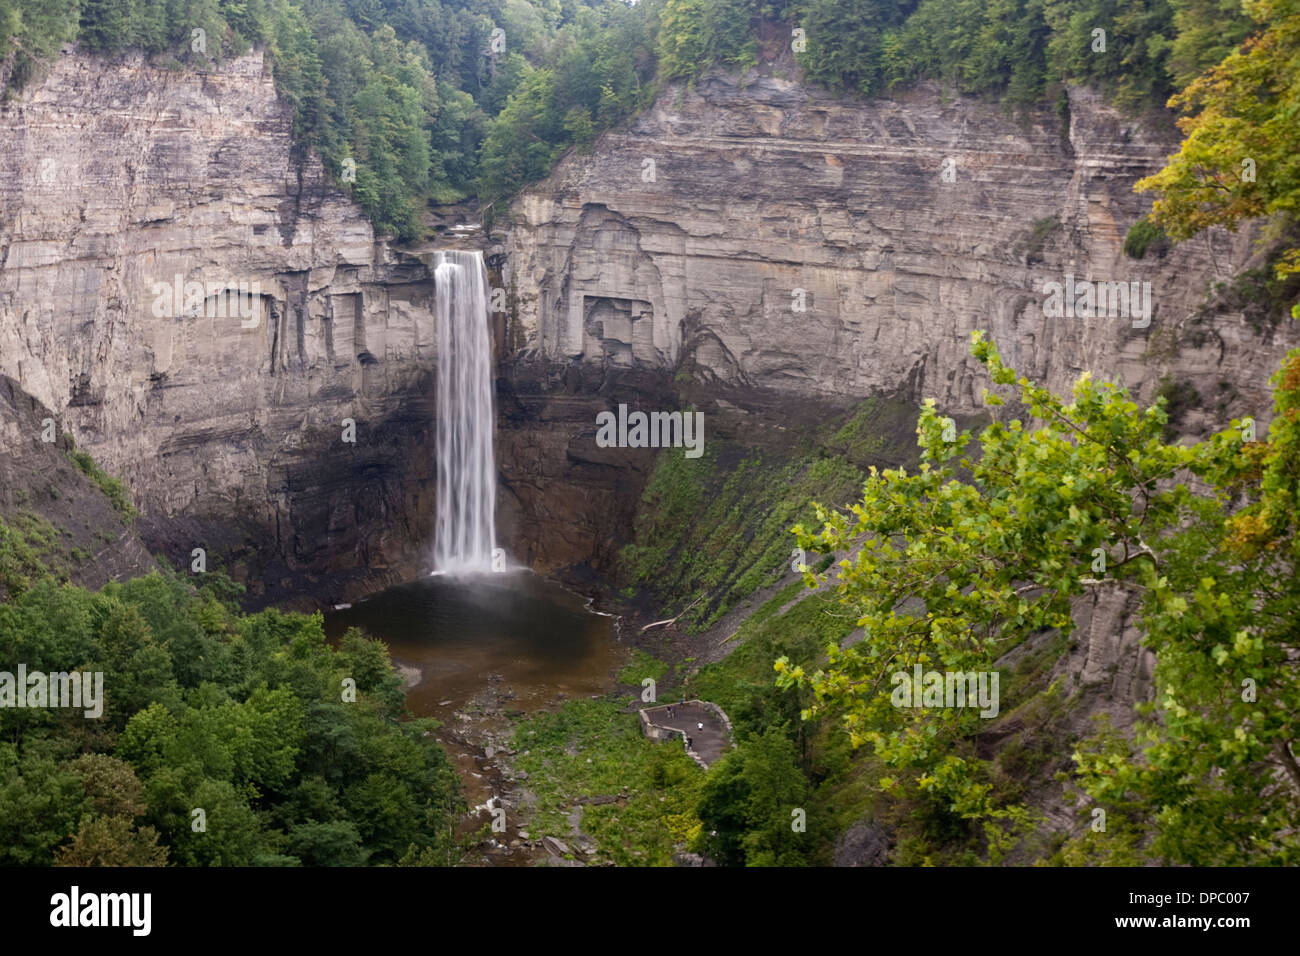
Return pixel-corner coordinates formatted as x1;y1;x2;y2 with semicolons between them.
505;73;1300;429
3;51;1296;612
498;72;1300;820
0;51;436;604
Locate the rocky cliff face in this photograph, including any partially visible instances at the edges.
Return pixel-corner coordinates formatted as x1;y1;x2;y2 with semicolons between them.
498;70;1300;580
1;48;1290;858
0;51;438;604
504;73;1300;431
501;71;1300;858
5;50;1296;611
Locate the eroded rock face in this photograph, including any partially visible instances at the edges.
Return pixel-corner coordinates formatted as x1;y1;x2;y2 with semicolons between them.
505;73;1300;428
0;375;156;596
0;51;437;605
3;50;1295;617
495;360;675;575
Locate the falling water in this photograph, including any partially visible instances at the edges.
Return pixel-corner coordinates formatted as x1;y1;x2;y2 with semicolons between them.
433;249;497;574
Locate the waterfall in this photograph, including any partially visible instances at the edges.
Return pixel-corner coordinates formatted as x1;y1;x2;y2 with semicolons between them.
432;249;497;574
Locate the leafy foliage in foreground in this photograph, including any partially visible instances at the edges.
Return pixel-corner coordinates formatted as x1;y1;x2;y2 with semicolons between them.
781;331;1300;864
0;571;461;866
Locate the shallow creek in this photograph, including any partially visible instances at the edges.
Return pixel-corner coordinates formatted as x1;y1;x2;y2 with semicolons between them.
324;570;621;865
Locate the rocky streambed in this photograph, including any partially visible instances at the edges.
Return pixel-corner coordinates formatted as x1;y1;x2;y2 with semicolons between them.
323;569;627;866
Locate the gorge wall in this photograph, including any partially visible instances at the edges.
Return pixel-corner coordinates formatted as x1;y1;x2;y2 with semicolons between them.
3;49;1297;609
0;50;438;605
504;71;1300;429
496;69;1300;846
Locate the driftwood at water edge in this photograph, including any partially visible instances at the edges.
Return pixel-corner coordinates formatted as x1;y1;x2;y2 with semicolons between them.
640;595;703;634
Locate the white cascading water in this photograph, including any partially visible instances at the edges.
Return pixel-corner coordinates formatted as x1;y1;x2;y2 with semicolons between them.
432;249;497;574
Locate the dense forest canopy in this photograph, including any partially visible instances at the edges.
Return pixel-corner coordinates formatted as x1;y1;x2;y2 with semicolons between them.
0;570;461;865
0;0;1275;238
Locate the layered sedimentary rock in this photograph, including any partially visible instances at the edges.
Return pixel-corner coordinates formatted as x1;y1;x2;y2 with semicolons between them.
502;69;1300;857
505;73;1300;434
495;361;676;575
0;51;437;603
496;68;1300;573
499;69;1300;577
4;48;1297;610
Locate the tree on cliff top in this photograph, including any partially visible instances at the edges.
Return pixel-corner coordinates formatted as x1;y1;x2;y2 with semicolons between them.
1137;0;1300;286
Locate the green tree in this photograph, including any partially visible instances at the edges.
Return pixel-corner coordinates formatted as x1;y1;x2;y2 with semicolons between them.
79;0;131;53
1044;0;1175;110
169;777;265;866
793;0;910;95
780;331;1300;863
92;595;180;730
1137;0;1300;280
695;726;812;865
658;0;757;82
116;701;180;776
1070;346;1300;864
0;747;85;865
285;818;368;865
1166;0;1254;88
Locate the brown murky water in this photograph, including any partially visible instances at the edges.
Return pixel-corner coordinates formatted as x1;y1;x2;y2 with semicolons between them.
323;570;621;864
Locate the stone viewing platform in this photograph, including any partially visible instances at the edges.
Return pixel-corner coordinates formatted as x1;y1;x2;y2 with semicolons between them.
638;699;734;769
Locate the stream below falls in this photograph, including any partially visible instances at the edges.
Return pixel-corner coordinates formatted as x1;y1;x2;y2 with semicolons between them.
323;569;621;865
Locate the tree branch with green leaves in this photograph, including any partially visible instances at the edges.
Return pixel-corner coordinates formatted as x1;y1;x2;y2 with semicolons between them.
778;331;1300;864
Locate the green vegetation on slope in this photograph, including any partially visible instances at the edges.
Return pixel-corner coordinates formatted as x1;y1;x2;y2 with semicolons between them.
509;698;704;866
615;647;669;686
509;587;852;866
0;423;146;601
67;448;137;521
781;331;1300;865
561;324;1300;866
0;511;72;596
677;577;1030;866
659;0;1256;109
619;397;922;631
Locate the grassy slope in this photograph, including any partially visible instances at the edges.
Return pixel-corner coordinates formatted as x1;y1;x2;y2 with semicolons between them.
515;387;1101;865
618;396;924;630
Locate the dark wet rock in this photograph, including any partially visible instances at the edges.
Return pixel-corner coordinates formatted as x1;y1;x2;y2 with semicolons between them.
834;821;893;867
